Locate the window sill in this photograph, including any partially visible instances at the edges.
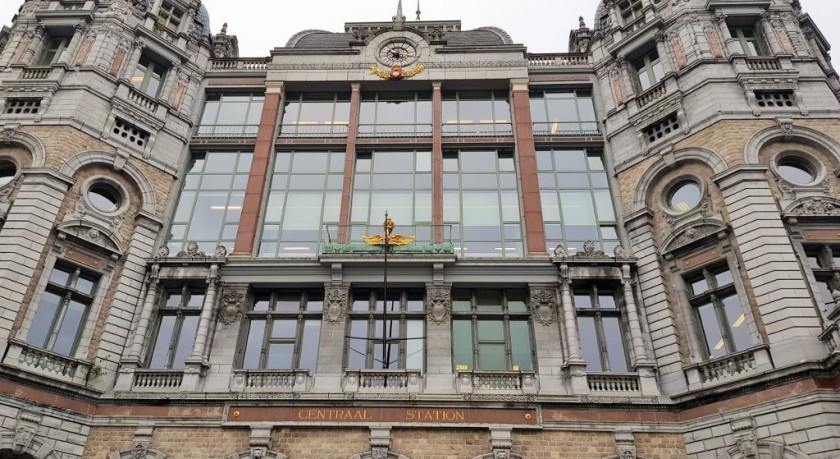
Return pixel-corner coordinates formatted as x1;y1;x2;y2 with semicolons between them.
230;368;310;393
683;345;772;391
1;340;92;386
456;370;537;395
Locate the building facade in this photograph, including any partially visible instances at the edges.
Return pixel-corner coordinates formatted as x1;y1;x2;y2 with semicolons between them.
0;0;838;458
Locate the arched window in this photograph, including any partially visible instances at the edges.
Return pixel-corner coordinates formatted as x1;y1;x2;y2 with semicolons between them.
0;449;37;459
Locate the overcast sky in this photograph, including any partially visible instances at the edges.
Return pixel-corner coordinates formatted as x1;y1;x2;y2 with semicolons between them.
0;1;838;57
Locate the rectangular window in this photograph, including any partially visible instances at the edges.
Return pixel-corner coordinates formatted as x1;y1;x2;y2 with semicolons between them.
573;286;629;372
684;264;752;359
729;26;766;57
280;93;351;137
358;92;432;137
351;150;432;242
346;289;425;370
529;89;598;136
39;37;70;65
443;150;522;257
451;289;533;371
634;49;665;92
27;263;99;356
147;286;204;370
803;245;840;312
240;290;322;372
157;1;184;34
197;93;265;138
167;151;253;254
618;0;643;21
259;150;344;257
536;149;619;255
442;91;511;137
131;55;167;98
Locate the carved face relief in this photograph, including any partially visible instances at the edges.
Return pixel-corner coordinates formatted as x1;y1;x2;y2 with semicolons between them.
13;426;35;451
736;434;758;458
132;441;149;459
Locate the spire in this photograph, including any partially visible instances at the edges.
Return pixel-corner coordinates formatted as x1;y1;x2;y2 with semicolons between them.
393;0;406;30
416;0;421;20
397;0;403;17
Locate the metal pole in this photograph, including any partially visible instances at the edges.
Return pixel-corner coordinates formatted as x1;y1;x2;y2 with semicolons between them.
381;212;390;372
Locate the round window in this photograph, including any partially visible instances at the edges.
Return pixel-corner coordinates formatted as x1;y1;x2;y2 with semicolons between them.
667;180;702;213
0;159;17;188
86;181;123;213
777;158;816;186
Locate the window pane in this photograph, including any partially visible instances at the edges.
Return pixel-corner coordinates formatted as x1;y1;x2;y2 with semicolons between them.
561;192;597;225
299;320;321;372
49;267;72;286
406;320;424;370
171;316;199;370
509;320;532;371
242;320;266;369
266;343;294;369
452;320;473;370
347;320;368;369
149;315;177;369
476;290;502;313
722;294;751;352
577;316;602;371
28;292;62;348
602;317;628;372
50;300;84;355
478;343;506;370
697;303;725;359
271;319;297;338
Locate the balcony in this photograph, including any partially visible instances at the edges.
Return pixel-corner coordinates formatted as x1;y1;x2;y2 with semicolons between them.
636;81;667;109
230;369;310;393
132;369;184;391
456;370;538;396
343;369;423;395
209;58;271;72
193;124;260;139
531;121;600;137
684;345;772;391
586;372;642;396
745;57;782;72
357;123;433;138
321;224;454;255
526;53;589;68
1;340;93;386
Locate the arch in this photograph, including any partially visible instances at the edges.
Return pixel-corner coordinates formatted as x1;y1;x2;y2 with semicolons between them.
471;454;529;459
474;26;514;45
782;195;840;218
58;150;157;214
659;218;728;255
0;431;62;459
716;441;811;459
0;129;46;168
0;449;36;459
226;450;288;459
107;448;169;459
55;220;126;255
745;124;840;165
349;452;411;459
631;147;728;213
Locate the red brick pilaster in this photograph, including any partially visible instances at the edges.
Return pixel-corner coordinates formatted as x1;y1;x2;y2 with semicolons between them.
338;83;362;242
432;82;443;243
510;79;546;255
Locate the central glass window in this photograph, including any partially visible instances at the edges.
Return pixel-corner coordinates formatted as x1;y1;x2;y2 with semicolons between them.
634;49;665;92
280;93;351;137
147;286;203;370
131;55;166;98
197;93;264;138
442;91;511;136
536;149;619;255
443;150;522;257
451;289;533;371
529;89;598;135
351;150;432;241
358;92;432;137
685;264;752;359
168;151;252;254
260;151;344;257
39;37;70;66
346;289;425;370
574;286;629;372
729;26;767;57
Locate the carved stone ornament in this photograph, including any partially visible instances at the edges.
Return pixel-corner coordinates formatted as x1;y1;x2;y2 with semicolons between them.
736;433;758;459
426;287;452;324
576;240;607;258
618;447;636;459
493;451;510;459
371;447;388;459
529;288;557;326
788;197;840;216
553;244;567;257
614;245;629;259
324;287;349;324
0;179;15;203
218;285;246;325
156;246;170;259
214;245;228;259
177;241;206;258
131;0;150;14
132;441;149;459
13;426;35;452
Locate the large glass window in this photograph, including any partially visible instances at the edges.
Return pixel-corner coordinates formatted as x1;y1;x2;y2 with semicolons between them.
442;91;511;136
39;37;69;66
351;150;432;241
685;264;752;359
240;290;322;372
529;89;598;136
280;93;351;137
197;94;264;138
729;26;767;57
802;245;840;314
27;263;99;356
443;150;522;257
131;55;166;98
451;289;533;371
633;49;665;92
346;289;425;370
147;286;203;370
536;149;619;255
260;151;344;257
168;151;252;254
574;286;629;372
358;92;432;137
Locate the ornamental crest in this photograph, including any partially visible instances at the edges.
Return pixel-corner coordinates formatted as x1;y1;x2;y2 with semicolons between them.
529;288;557;326
426;287;451;324
324;287;349;324
370;64;425;81
218;284;247;325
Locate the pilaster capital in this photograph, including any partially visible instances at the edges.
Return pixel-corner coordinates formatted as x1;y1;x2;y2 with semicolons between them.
509;78;530;92
265;81;285;95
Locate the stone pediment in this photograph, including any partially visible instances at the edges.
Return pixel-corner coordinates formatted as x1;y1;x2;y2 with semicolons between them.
56;221;125;256
783;196;840;219
660;219;728;256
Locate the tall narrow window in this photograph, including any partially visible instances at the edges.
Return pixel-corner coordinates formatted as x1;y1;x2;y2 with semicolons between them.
351;150;432;242
529;89;598;136
634;49;665;92
442;91;511;136
346;289;425;370
802;245;840;313
27;263;99;356
443;150;522;257
39;37;69;65
197;94;264;138
280;93;351;137
240;290;322;372
573;286;629;372
260;150;344;257
131;56;167;98
358;92;432;137
729;26;767;57
685;264;752;359
168;151;252;253
536;149;619;255
147;287;203;370
451;289;533;371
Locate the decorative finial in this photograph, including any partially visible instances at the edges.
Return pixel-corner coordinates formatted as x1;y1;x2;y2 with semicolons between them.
220;22;228;35
579;16;586;28
397;0;403;17
393;0;406;30
416;0;421;20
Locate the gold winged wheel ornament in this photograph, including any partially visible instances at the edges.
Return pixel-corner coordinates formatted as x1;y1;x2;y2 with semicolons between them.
361;216;416;246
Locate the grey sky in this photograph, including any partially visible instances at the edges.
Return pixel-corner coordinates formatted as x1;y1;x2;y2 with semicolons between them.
1;1;838;58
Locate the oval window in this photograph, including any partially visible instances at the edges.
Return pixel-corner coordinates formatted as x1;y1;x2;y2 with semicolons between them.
87;181;123;213
777;158;815;186
668;180;702;213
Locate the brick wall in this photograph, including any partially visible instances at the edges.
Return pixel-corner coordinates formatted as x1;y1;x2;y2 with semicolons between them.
271;427;369;459
391;428;489;459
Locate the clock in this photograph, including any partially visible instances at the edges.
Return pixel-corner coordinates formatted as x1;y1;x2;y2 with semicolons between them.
378;40;418;66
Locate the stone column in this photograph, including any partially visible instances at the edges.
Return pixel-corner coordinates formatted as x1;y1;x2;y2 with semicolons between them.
432;82;443;242
714;165;826;366
159;61;180;101
57;22;87;65
313;283;349;391
559;266;588;393
188;263;220;362
528;284;566;394
714;13;740;57
655;32;676;75
510;78;546;255
338;83;361;242
759;12;783;55
120;38;145;81
0;169;73;349
616;58;637;100
620;263;659;396
24;26;46;66
0;29;25;68
424;283;452;392
124;264;160;363
234;81;284;254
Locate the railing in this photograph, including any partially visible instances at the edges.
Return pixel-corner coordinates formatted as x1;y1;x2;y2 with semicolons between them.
210;58;272;71
344;369;423;393
456;370;538;394
637;82;667;108
234;369;308;391
278;123;350;138
18;345;79;378
194;125;259;139
441;122;512;137
531;121;599;136
321;224;454;255
745;57;781;71
587;372;641;393
357;124;433;138
132;370;184;389
127;87;159;112
21;67;51;80
696;350;757;383
526;53;589;67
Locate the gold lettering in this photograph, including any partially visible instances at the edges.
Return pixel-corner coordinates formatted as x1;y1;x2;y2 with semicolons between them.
455;411;465;421
406;410;416;421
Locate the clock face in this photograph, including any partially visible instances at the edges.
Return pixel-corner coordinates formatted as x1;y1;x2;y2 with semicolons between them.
378;41;418;66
